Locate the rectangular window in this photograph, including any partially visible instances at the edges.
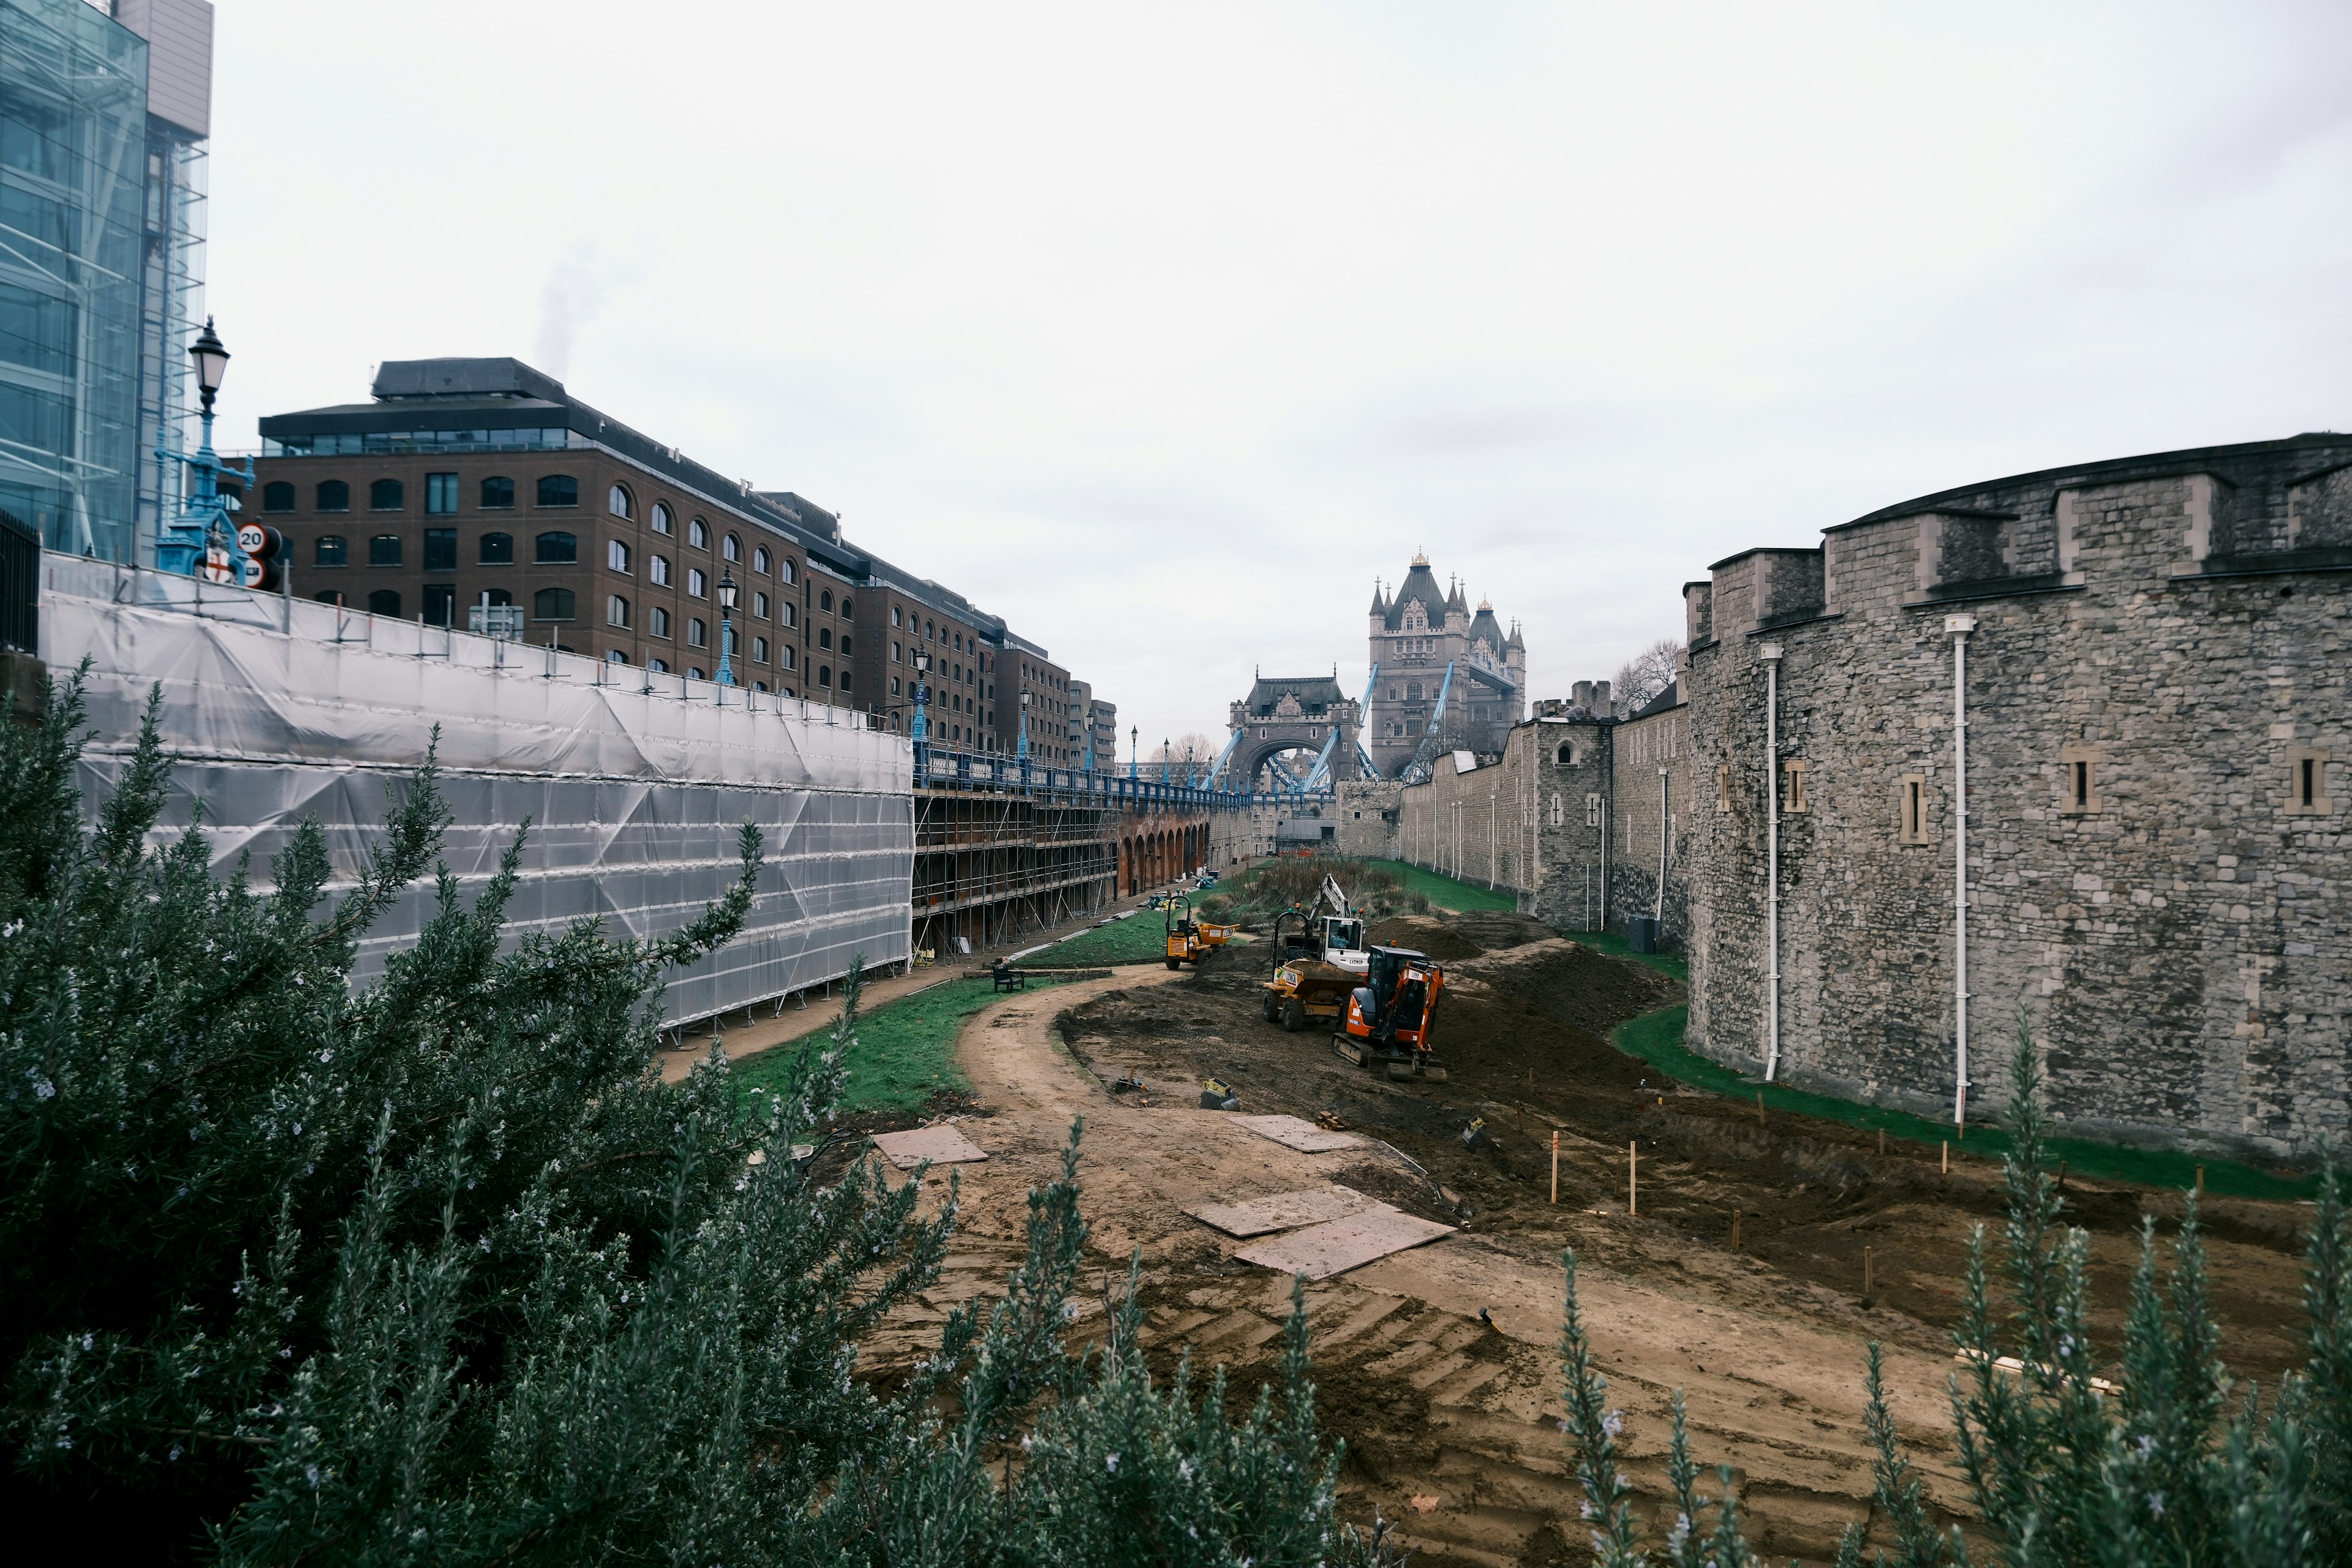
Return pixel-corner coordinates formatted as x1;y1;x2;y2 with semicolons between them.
2285;747;2333;816
2059;744;2101;815
422;584;457;625
1897;774;1931;845
1585;794;1602;827
1782;760;1809;814
423;528;456;571
425;472;459;514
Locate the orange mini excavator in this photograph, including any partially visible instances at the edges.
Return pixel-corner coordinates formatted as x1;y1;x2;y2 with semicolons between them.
1334;945;1447;1082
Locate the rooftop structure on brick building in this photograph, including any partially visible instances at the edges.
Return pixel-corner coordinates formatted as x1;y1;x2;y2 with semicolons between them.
1361;551;1526;777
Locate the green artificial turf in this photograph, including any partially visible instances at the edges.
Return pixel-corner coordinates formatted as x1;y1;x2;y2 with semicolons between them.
1606;1004;2316;1202
1353;859;1520;913
729;973;1080;1115
1012;910;1178;968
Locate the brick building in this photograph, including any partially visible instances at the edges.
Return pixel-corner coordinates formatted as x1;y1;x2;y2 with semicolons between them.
254;358;1104;751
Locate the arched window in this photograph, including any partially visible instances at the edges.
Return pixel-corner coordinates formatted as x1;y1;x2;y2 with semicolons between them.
479;532;514;564
818;627;832;650
687;567;706;598
689;668;706;682
313;589;345;607
839;635;851;657
820;589;834;611
367;589;401;617
752;636;768;663
752;545;769;573
607;539;630;572
649;554;671;586
650;501;673;535
648;658;669;674
533;587;576;620
778;557;796;584
839;670;851;693
480;475;515;509
650;605;671;637
370;478;404;511
753;591;769;619
607;595;630;628
779;645;794;670
607;483;633;518
687;617;707;648
316;480;350;512
535;531;577;563
262;481;295;512
607;649;629;665
818;666;832;688
369;534;402;567
315;535;347;567
723;532;741;562
688;518;708;548
777;601;794;628
1557;742;1575;765
536;475;578;507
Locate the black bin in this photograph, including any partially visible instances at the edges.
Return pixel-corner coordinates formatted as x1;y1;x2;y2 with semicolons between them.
1627;915;1660;954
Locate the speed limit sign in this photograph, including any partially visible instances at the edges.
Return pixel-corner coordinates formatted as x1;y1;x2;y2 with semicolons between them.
200;548;237;584
236;521;268;555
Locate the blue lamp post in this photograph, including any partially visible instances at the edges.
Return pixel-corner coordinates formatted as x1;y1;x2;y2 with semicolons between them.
1017;690;1031;786
910;650;931;779
715;569;737;692
157;317;254;577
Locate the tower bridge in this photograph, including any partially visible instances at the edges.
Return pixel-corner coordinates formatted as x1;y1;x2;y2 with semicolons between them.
1209;672;1362;793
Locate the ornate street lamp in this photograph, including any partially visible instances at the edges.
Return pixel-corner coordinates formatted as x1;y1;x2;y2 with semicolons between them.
715;569;738;690
1018;690;1032;785
157;316;255;577
1129;724;1139;780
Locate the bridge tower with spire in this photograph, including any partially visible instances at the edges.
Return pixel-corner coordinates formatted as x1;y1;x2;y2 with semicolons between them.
1360;549;1527;778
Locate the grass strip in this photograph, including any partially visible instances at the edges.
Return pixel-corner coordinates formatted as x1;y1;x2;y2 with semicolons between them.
1353;859;1520;913
1559;927;1688;983
1013;911;1174;968
730;973;1083;1115
1607;1003;2314;1202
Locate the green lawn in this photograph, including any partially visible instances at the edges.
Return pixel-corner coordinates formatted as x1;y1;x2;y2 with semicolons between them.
730;973;1082;1115
1607;1004;2315;1202
1013;911;1175;968
1560;927;1688;984
1355;859;1520;913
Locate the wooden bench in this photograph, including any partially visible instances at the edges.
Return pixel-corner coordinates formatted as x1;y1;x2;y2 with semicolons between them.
990;963;1028;993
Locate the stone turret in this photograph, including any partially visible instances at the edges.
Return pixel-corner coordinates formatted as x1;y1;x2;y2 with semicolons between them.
1368;580;1387;635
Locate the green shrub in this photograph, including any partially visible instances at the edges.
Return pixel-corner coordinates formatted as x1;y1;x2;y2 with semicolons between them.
1559;1017;2352;1567
0;671;1395;1566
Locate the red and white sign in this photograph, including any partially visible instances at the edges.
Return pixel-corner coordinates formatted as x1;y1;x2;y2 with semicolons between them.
199;548;238;584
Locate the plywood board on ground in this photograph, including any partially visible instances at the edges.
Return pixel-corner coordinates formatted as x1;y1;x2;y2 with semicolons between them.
1186;1186;1377;1237
1234;1114;1363;1153
870;1125;989;1169
1235;1209;1457;1280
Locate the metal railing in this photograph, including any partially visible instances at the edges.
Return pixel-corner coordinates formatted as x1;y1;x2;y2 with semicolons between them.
912;741;1329;813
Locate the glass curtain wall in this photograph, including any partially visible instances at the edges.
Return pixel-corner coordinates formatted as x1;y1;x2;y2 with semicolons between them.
135;121;203;567
0;0;146;560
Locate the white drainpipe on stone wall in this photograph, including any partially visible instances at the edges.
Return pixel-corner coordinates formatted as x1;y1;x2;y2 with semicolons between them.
1948;614;1978;1127
1758;642;1784;1082
1656;766;1670;922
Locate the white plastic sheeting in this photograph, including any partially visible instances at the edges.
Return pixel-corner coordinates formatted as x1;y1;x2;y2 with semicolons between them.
39;556;914;1023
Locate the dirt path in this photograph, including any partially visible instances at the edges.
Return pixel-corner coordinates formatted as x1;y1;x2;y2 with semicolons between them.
861;966;1961;1564
850;912;2315;1565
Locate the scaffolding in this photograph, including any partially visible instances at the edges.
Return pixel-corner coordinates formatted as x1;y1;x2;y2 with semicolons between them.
913;790;1117;958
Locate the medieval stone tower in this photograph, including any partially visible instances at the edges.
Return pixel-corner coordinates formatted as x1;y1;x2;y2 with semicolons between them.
1362;551;1527;778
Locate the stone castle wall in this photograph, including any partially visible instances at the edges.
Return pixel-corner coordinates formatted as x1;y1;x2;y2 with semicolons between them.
1681;434;2352;1163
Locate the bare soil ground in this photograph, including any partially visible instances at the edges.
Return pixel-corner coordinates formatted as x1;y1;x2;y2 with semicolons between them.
854;914;2315;1567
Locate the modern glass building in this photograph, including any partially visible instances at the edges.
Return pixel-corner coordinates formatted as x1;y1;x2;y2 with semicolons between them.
0;0;211;564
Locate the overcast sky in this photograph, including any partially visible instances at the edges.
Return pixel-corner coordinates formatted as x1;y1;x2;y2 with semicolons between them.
208;2;2352;757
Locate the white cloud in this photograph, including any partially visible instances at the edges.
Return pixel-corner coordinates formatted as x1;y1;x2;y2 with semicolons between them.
206;1;2352;752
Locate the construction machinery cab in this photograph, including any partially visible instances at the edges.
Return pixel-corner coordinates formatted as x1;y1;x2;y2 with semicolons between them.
1336;944;1447;1082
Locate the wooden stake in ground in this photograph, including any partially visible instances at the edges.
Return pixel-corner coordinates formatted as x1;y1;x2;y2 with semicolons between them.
1732;1209;1742;1251
1864;1245;1874;1298
2196;1165;2204;1197
1941;1140;1949;1178
1757;1089;1766;1127
1629;1140;1638;1217
2056;1159;2067;1193
1877;1128;1886;1156
1550;1131;1559;1204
